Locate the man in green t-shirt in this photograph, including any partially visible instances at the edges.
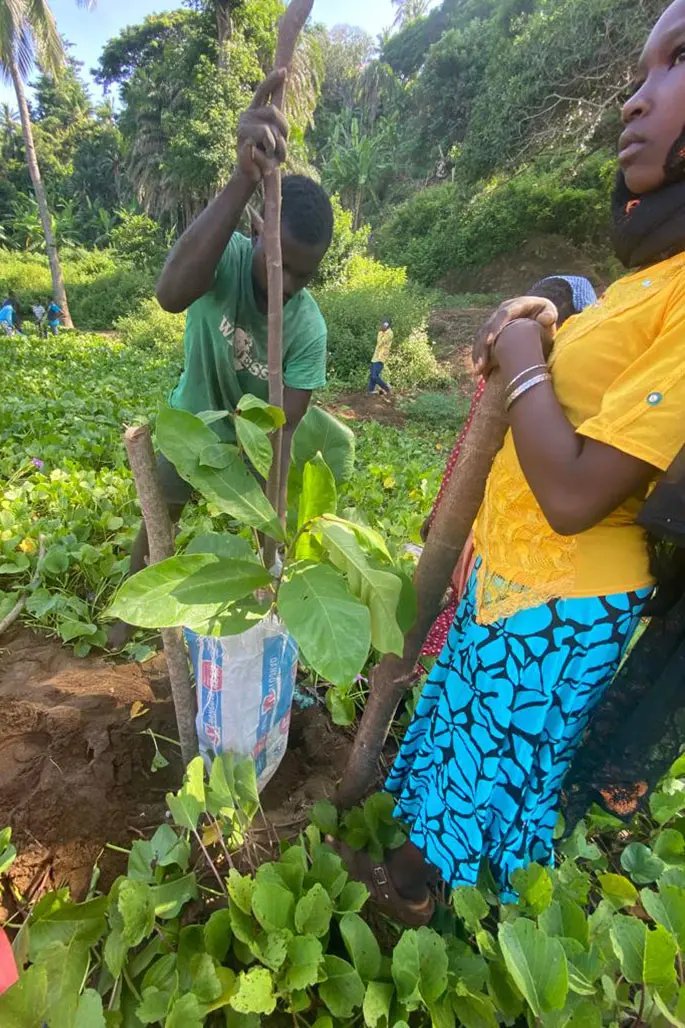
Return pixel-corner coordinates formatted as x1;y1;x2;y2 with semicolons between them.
108;70;333;649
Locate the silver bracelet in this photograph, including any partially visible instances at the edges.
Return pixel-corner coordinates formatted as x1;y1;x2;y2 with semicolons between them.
505;364;547;396
505;372;551;412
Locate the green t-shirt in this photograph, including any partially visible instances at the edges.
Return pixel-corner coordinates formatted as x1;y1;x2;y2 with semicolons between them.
170;232;327;442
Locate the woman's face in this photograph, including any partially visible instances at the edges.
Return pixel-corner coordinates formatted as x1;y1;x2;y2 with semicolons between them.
621;0;685;194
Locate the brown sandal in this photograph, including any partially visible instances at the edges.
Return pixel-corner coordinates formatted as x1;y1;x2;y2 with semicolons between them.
326;837;435;927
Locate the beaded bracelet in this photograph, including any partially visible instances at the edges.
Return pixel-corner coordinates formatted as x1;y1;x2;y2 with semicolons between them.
504;363;548;398
505;372;551;412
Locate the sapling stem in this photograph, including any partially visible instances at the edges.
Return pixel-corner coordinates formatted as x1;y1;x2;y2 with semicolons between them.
263;0;315;568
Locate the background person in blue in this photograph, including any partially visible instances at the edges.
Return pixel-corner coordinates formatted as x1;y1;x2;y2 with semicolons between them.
47;301;63;335
0;298;15;336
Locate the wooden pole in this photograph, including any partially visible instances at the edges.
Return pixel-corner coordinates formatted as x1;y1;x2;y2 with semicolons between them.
337;374;509;808
264;0;315;556
124;425;198;768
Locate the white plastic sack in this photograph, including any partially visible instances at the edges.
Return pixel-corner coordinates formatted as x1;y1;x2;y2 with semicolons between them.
185;616;298;791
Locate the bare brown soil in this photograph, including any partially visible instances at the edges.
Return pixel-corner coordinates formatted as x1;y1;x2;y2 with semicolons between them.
0;628;352;911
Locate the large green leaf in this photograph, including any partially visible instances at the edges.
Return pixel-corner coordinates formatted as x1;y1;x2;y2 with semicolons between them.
108;554;222;628
36;937;91;1027
316;518;404;656
340;913;382;982
297;456;337;535
235;417;273;479
230;968;277;1016
363;981;394;1028
498;918;569;1016
156;407;282;537
511;863;554;916
0;965;48;1027
252;879;295;933
621;842;665;884
26;892;107;961
237;394;286;430
285;935;325;991
295;883;334;938
166;757;206;831
642;884;685;950
319;955;365;1019
74;989;106;1027
171;558;271;606
598;874;639;910
391;927;449;1008
611;913;677;989
291;406;355;483
278;563;371;686
609;915;646;984
186;532;259;564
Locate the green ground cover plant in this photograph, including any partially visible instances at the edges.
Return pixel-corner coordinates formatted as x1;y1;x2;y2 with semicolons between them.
0;333;450;654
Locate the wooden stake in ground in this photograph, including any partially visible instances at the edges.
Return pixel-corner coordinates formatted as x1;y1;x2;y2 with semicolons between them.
264;0;315;537
124;425;198;768
337;374;509;809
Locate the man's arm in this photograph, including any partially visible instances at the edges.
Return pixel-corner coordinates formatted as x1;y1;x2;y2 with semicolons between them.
156;69;289;314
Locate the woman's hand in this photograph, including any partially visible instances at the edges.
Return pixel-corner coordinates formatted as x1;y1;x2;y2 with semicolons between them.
473;296;558;377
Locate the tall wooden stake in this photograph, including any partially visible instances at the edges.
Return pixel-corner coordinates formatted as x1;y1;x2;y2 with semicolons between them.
124;425;198;768
337;374;509;808
264;0;315;558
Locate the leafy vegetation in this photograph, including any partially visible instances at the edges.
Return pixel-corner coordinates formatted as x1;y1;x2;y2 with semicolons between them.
6;742;685;1024
1;1;681;1024
0;332;447;654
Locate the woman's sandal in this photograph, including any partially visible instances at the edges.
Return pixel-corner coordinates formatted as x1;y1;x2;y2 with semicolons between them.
326;837;435;927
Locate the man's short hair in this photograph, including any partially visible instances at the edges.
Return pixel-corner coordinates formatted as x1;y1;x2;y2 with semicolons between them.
281;175;334;250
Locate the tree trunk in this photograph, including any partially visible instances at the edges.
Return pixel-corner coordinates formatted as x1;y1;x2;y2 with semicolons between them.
216;0;232;70
9;57;73;329
337;373;509;809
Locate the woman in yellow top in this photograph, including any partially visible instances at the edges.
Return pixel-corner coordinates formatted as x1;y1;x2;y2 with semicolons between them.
335;0;685;921
368;318;393;397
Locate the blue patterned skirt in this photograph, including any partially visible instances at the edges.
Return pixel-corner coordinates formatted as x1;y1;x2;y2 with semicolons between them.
386;570;650;899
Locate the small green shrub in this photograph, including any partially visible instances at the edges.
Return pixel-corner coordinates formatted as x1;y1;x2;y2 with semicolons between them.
115;297;185;351
401;389;469;429
386;327;450;390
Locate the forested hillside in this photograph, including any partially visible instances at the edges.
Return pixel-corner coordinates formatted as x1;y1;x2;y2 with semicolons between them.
0;0;663;292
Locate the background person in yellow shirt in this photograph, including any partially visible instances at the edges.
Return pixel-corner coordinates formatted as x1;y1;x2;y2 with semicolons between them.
368;318;393;398
330;0;685;923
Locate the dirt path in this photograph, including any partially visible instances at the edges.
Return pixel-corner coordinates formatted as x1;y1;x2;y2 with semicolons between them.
325;391;407;427
0;629;352;910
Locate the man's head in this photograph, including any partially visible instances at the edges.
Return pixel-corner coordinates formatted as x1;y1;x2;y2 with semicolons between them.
251;175;333;312
381;318;391;331
620;0;685;195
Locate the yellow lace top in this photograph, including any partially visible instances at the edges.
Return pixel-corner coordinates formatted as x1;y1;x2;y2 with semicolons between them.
473;252;685;624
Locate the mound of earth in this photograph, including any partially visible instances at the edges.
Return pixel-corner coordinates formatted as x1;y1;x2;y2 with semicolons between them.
440;233;612;297
0;628;352;912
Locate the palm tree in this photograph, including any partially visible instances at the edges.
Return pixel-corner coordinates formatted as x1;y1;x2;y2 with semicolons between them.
0;0;94;327
391;0;433;28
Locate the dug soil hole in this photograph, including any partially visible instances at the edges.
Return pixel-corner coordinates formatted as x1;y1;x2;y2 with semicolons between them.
0;629;351;911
